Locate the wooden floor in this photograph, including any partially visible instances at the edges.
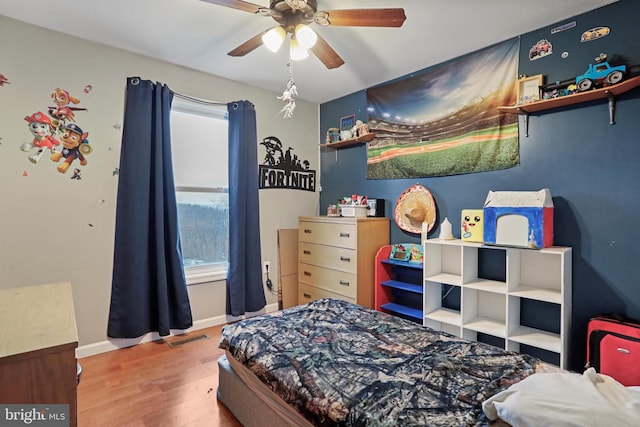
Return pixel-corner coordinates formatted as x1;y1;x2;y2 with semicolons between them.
77;325;243;427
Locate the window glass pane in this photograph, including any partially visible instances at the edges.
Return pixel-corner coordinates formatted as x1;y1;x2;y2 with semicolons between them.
171;100;229;279
176;191;228;268
171;109;228;188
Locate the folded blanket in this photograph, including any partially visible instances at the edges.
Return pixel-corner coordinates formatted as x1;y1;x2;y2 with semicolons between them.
482;368;640;427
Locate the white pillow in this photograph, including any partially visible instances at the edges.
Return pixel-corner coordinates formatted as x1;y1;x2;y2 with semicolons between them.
482;368;640;427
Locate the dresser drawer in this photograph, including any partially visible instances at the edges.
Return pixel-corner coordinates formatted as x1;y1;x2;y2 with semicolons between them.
298;242;356;273
298;263;357;299
298;283;356;306
298;221;356;249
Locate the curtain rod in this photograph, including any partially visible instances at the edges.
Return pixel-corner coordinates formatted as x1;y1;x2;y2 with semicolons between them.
172;91;227;106
129;77;230;107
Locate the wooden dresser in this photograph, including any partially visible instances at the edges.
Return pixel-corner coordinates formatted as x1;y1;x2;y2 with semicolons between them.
0;282;78;426
298;216;389;308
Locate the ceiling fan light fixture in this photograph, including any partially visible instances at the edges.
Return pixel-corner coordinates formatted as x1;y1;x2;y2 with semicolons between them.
314;11;330;27
290;38;309;61
262;26;286;52
285;0;308;12
294;23;317;49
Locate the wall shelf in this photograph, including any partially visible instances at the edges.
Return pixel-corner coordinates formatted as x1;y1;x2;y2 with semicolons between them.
498;75;640;136
320;132;375;149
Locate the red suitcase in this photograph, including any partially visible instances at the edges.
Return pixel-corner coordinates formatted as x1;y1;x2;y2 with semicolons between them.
586;315;640;386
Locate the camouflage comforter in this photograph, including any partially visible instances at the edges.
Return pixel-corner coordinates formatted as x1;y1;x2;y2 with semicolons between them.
219;298;539;427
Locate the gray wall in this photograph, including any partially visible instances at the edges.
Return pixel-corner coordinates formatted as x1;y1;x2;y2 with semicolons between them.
319;0;640;371
0;16;320;353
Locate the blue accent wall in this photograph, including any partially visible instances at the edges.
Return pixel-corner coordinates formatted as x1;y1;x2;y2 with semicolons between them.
319;0;640;371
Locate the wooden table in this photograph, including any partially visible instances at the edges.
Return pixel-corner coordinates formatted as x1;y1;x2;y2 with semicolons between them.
0;282;78;425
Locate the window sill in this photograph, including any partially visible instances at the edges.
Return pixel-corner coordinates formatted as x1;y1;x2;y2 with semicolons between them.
186;269;227;285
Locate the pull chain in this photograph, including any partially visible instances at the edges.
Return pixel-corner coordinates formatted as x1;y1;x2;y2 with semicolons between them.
277;42;298;118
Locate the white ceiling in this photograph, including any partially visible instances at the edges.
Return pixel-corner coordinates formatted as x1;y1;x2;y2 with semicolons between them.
0;0;617;104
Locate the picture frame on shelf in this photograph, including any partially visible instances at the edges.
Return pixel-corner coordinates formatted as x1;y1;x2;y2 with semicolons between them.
517;74;543;105
389;244;410;262
340;115;356;132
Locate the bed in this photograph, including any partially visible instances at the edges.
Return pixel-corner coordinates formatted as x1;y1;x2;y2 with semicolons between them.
217;298;557;426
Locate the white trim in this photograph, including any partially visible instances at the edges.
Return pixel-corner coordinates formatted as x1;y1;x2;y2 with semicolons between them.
185;268;227;285
76;303;279;358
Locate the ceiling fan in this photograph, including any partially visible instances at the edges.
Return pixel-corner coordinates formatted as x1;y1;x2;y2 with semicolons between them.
200;0;407;69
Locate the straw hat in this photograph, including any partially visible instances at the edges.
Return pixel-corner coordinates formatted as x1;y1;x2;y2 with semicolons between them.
394;184;437;234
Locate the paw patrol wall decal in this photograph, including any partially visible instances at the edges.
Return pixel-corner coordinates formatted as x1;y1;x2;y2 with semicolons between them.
21;112;60;163
0;79;10;150
51;123;91;173
18;86;93;177
49;87;87;122
71;168;82;180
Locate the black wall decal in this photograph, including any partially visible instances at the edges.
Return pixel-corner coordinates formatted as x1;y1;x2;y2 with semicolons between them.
259;136;315;192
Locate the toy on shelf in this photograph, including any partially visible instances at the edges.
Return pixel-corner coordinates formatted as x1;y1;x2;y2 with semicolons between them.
389;243;423;263
575;53;626;92
389;244;410;261
483;188;554;249
339;194;369;217
439;218;454;240
461;209;484;243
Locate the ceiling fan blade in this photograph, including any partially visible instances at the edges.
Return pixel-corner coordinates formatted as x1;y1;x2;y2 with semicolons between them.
228;31;267;56
317;8;406;27
310;33;345;69
200;0;266;14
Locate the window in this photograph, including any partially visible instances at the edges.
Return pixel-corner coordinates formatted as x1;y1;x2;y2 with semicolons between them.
171;99;228;284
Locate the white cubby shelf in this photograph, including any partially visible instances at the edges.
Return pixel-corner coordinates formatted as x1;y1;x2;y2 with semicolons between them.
423;239;572;369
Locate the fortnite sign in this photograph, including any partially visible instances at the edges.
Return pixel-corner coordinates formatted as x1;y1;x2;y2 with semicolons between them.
258;136;315;192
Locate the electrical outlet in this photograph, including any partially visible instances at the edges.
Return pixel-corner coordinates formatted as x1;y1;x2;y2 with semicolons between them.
262;261;270;274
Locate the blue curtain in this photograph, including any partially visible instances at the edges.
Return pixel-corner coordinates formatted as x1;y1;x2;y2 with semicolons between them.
108;77;192;338
227;101;266;315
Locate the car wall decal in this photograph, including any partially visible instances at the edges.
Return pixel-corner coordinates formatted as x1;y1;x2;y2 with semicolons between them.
581;26;610;42
529;39;552;61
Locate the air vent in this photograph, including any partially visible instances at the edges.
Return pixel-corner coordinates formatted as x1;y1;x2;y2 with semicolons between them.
167;334;209;348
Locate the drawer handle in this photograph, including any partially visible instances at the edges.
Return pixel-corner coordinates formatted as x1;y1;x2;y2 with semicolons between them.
303;250;311;255
303;271;312;276
304;229;312;234
303;293;311;298
617;347;631;355
339;232;350;238
339;280;350;286
340;256;351;262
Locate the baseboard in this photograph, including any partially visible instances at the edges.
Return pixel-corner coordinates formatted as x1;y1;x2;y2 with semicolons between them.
76;302;279;358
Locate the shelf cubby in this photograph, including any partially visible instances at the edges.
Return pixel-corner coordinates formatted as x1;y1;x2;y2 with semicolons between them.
424;239;571;369
375;245;424;323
